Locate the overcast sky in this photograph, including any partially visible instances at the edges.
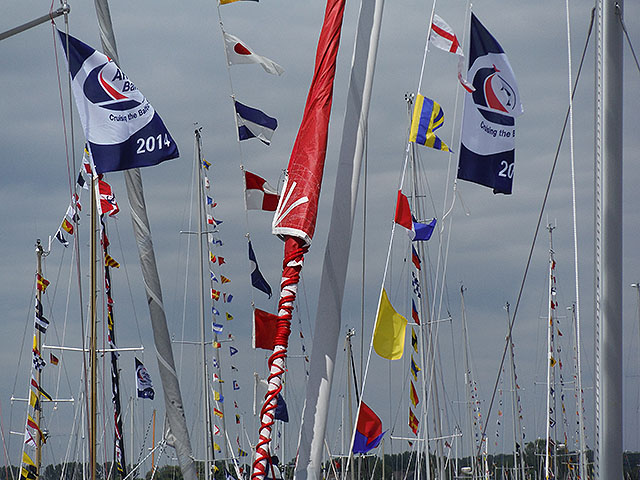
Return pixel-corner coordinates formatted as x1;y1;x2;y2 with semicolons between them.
2;0;640;473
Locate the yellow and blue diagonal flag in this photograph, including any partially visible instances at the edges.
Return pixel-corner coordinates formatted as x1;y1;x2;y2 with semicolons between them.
409;94;450;152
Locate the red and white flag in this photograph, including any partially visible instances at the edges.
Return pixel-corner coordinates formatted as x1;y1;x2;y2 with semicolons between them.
245;171;279;212
429;14;474;92
223;32;284;76
98;179;120;216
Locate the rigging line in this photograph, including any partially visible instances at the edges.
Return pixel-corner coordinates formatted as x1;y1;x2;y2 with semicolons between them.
476;8;596;461
565;2;587;477
416;0;438;95
618;9;640;75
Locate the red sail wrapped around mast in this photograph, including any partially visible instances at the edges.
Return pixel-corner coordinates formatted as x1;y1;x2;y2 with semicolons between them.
253;0;346;479
271;0;346;246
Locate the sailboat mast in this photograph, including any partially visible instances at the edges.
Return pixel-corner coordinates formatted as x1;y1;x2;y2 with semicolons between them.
544;225;555;480
92;3;197;479
504;303;519;480
594;0;623;478
34;240;45;477
195;127;213;480
89;172;98;480
459;286;477;480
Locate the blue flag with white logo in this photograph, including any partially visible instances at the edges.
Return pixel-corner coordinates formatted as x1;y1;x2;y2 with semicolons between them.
57;30;179;174
457;14;523;194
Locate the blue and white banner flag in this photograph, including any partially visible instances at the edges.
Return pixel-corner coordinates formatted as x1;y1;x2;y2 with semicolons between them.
234;100;278;145
135;357;155;400
457;14;523;194
57;30;179;174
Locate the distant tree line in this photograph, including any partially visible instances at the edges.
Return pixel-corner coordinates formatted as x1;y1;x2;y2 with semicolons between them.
1;446;639;480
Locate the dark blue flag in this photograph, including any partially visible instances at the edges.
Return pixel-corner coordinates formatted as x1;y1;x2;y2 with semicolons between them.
275;393;289;422
457;14;523;194
248;241;272;298
135;357;155;400
57;30;179;174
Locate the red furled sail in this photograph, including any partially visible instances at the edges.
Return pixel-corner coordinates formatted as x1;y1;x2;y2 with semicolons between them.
271;0;346;246
253;0;346;478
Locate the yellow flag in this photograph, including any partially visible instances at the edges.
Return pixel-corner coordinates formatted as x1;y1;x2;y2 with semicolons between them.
22;452;35;467
29;390;38;408
373;289;407;360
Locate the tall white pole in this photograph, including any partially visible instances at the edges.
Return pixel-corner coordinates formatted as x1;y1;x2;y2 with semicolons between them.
594;1;623;479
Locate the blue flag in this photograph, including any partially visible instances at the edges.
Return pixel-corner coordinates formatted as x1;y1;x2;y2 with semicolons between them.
235;100;278;145
57;30;179;174
275;394;289;422
412;217;436;241
135;357;155;400
248;241;272;298
457;14;523;194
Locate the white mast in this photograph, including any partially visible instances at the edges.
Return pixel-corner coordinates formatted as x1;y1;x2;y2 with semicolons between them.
544;225;556;480
593;0;623;479
294;0;385;477
195;127;213;480
92;3;197;478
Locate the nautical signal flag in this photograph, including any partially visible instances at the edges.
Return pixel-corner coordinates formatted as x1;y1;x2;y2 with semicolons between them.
411;245;421;270
275;394;289;422
394;191;436;241
245;171;280;212
214;408;224;418
221;275;231;284
34;299;49;334
98;179;119;216
235;101;278;146
230;346;238;356
410;355;421;382
61;217;74;235
223;32;284;76
352;401;384;454
457;14;523;195
373;289;408;360
411;299;420;325
36;274;50;293
429;14;474;93
409;381;420;407
253;308;278;350
409;408;419;435
31;375;52;401
248;241;273;298
212;289;220;300
411;328;418;353
135;357;155;400
105;253;120;268
49;353;59;366
409;94;450;152
57;30;179;174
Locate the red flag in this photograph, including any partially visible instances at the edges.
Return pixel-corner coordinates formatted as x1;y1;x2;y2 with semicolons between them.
253;308;279;350
394;190;413;231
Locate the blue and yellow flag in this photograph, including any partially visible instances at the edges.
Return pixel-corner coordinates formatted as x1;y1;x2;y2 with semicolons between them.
409;94;450;152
